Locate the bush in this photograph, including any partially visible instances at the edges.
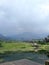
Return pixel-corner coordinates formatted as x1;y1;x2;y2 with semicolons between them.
38;49;47;54
0;43;2;47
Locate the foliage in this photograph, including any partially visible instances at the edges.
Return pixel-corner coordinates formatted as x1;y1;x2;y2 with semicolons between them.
0;42;34;53
37;40;45;45
0;40;2;47
0;43;2;47
44;35;49;42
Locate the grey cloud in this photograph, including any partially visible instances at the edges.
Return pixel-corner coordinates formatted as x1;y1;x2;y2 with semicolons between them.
0;0;49;35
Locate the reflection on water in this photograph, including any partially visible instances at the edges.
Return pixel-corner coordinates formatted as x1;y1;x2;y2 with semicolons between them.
0;51;49;64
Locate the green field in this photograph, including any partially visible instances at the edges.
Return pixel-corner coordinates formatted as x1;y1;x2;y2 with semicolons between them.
0;42;34;53
0;42;49;53
0;42;49;64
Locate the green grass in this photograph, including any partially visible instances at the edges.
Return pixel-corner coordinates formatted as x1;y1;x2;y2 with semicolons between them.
0;42;49;63
40;44;49;51
0;42;49;53
0;42;34;62
0;42;34;53
0;42;49;54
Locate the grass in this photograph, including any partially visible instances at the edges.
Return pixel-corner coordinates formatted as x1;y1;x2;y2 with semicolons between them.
40;44;49;51
0;42;49;64
0;42;34;62
0;42;49;53
0;42;34;53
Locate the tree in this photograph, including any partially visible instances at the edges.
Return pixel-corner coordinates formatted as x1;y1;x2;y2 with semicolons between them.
0;42;2;47
44;35;49;42
0;40;2;47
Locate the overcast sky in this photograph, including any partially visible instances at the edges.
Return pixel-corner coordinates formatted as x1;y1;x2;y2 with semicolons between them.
0;0;49;36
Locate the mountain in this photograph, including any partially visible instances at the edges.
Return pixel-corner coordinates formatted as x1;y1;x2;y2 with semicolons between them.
0;34;5;40
7;32;48;41
0;32;49;41
0;34;10;41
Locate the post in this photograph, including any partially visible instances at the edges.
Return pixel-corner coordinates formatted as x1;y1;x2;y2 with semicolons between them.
45;60;49;65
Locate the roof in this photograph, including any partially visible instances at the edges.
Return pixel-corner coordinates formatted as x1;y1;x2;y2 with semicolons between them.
0;59;42;65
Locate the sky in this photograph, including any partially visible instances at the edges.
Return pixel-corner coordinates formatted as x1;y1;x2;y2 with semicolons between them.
0;0;49;36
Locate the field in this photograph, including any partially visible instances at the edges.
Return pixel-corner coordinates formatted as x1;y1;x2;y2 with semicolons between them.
0;42;34;53
0;42;49;64
0;42;49;54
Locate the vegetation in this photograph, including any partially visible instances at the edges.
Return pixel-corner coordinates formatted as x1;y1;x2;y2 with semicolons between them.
0;36;49;63
0;41;49;54
0;42;34;53
0;40;3;47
